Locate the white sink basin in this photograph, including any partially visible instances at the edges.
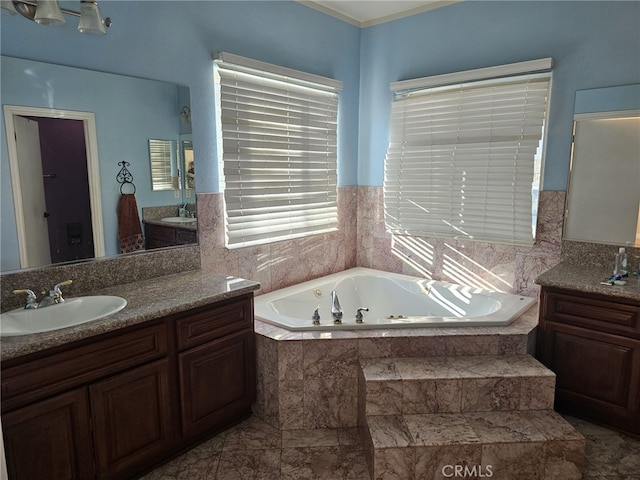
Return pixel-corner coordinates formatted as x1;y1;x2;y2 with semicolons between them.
160;216;196;224
0;296;127;337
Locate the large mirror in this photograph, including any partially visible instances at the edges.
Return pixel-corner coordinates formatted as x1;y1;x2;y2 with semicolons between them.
0;56;196;272
563;84;640;246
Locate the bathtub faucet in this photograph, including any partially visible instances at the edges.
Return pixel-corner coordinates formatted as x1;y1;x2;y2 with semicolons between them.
330;290;343;324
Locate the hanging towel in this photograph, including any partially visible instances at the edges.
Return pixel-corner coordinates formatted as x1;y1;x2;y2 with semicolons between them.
118;193;145;253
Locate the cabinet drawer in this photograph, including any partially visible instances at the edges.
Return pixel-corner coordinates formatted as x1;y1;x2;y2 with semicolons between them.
176;229;197;244
176;294;253;350
2;322;168;412
543;289;640;337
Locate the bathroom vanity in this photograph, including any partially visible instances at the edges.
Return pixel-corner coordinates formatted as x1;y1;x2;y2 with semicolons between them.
536;263;640;434
0;271;259;480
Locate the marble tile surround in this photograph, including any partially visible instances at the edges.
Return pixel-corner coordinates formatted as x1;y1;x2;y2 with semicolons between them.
365;410;584;480
253;305;539;431
195;188;565;297
355;188;565;298
196;188;357;295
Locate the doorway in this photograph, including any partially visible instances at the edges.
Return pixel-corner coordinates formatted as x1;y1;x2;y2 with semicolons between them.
4;106;105;269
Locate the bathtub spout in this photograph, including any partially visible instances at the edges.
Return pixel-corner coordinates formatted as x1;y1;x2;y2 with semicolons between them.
330;290;343;323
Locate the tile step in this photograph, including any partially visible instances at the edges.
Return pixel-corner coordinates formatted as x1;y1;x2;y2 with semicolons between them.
359;355;556;415
362;410;585;480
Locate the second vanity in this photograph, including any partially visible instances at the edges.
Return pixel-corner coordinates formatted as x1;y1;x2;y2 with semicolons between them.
144;219;198;250
535;263;640;435
1;271;260;480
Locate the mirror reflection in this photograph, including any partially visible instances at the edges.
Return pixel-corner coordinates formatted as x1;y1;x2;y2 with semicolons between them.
149;139;179;191
564;84;640;247
0;56;197;272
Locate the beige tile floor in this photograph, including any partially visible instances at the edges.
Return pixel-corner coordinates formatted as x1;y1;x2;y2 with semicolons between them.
140;413;640;480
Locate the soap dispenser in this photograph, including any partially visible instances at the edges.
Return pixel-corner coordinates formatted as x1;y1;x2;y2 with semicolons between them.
614;247;628;276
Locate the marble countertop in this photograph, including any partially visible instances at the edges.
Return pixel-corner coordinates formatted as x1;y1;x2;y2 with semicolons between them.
143;218;198;231
535;262;640;302
1;270;260;361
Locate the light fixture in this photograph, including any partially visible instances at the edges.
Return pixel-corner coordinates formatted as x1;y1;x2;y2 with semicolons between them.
180;106;191;124
4;0;112;34
34;0;65;25
77;0;104;34
0;0;18;14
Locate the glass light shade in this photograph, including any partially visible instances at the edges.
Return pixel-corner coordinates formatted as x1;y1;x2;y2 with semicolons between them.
77;1;105;34
34;0;65;25
1;1;18;15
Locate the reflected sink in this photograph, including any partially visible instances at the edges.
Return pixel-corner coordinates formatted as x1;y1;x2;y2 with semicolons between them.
0;296;127;337
161;216;197;224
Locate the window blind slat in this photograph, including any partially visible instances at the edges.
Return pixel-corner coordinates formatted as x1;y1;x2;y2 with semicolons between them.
216;59;339;248
384;70;551;246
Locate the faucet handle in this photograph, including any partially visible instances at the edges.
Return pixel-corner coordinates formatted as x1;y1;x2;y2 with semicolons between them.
53;279;73;290
355;307;369;323
312;305;321;325
46;280;73;303
12;289;38;309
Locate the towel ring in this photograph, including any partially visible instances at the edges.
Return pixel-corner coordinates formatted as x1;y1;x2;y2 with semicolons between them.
116;161;136;194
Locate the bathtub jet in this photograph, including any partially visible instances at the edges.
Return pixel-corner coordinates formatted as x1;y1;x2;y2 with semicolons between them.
254;268;536;331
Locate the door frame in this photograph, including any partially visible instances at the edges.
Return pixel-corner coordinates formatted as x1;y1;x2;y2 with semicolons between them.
3;105;106;267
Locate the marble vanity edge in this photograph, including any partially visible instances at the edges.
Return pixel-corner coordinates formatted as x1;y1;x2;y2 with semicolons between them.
1;270;260;362
535;262;640;302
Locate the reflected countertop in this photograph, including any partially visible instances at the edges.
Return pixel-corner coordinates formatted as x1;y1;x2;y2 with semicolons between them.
143;218;198;231
535;262;640;302
1;270;260;361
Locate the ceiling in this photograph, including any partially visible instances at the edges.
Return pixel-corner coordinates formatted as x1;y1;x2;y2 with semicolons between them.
302;0;458;27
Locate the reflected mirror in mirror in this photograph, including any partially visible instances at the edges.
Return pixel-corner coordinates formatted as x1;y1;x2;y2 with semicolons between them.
563;84;640;248
1;56;196;273
183;140;195;190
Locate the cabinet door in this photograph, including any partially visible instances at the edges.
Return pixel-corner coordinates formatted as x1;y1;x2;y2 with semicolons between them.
90;359;174;479
2;388;94;480
540;321;640;434
179;330;255;438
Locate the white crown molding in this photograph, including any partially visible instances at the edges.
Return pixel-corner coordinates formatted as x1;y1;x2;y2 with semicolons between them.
299;0;460;28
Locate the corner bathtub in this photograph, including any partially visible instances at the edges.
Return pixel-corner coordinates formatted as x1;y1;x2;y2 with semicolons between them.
254;268;535;331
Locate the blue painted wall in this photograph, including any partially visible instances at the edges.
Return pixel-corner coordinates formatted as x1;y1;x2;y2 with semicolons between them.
575;84;640;114
358;1;640;190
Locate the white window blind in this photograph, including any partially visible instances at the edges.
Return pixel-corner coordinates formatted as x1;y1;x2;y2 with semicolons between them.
149;139;175;191
384;64;552;246
215;53;341;249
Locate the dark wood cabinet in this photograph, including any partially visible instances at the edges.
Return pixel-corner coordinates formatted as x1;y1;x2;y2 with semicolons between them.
144;223;197;250
90;359;174;479
179;330;256;438
2;388;94;480
536;287;640;434
1;293;256;480
176;295;256;438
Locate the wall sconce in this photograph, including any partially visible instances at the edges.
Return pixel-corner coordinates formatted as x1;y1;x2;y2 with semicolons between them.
1;1;112;35
180;106;191;125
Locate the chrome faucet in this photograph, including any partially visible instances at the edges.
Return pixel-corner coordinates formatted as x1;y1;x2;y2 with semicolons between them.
13;280;72;309
331;290;343;324
12;289;38;309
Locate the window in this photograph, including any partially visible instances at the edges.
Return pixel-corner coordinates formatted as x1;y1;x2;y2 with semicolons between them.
384;59;552;246
214;53;342;249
